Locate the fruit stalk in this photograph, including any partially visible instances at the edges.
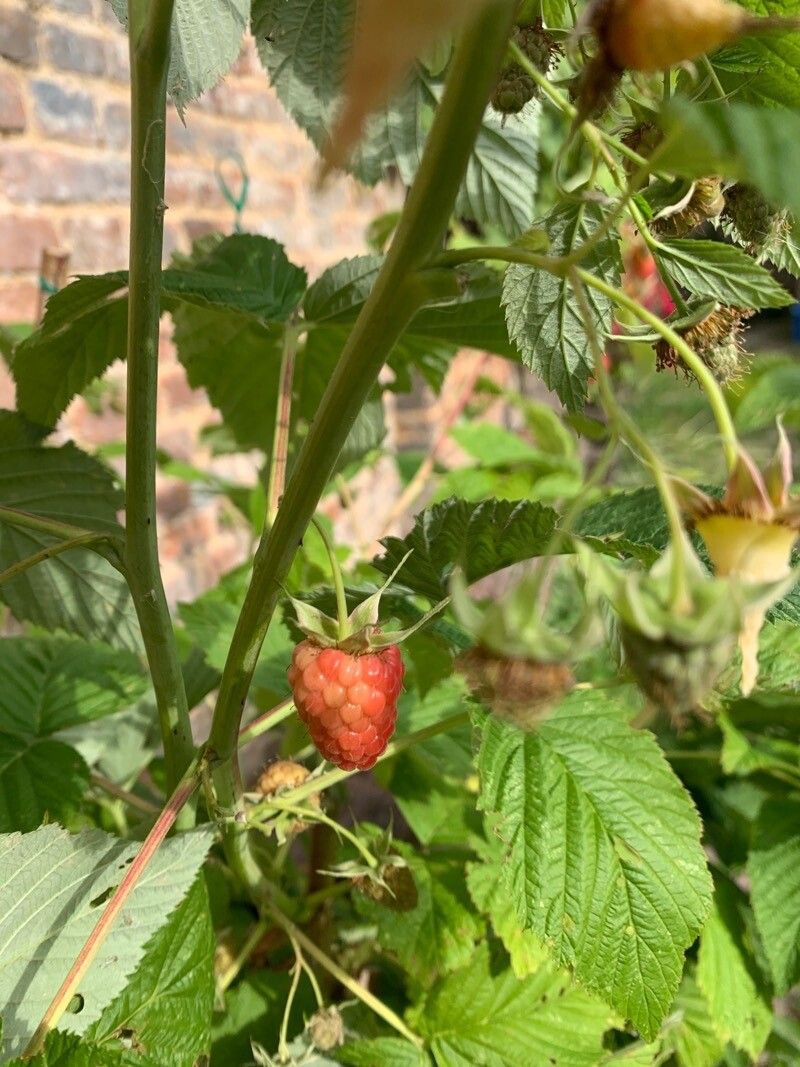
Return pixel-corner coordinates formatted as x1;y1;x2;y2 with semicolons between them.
205;1;518;898
124;0;195;794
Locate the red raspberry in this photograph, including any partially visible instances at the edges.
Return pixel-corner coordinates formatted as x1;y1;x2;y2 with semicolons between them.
288;640;404;770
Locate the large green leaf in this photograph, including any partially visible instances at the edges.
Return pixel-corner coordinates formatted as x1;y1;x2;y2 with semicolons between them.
662;973;724;1067
0;825;212;1060
748;796;800;994
0;636;148;831
455;110;539;236
5;1031;120;1067
733;359;800;431
13;275;128;428
354;844;483;989
711;0;800;108
374;498;558;601
696;882;771;1058
656;240;792;309
106;0;248;111
660;99;800;216
14;237;306;429
302;256;515;373
467;834;547;979
0;440;140;650
477;689;713;1040
414;943;614;1067
86;879;214;1067
337;1038;431;1066
503;201;621;410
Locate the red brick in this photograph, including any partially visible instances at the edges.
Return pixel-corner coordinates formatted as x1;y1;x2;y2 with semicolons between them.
0;279;38;323
0;146;129;203
101;100;130;150
60;214;127;271
0;69;26;133
44;23;107;76
31;79;97;144
164;166;227;210
0;215;59;271
202;81;285;124
1;7;38;66
156;477;191;520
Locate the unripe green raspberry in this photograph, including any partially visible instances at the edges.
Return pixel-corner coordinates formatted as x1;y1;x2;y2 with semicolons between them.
491;71;537;113
723;184;777;250
620;623;734;719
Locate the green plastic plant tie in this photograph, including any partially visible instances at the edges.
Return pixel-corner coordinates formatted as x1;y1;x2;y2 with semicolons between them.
215;153;250;234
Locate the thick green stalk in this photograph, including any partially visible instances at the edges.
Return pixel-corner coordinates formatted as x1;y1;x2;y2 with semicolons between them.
126;0;194;792
207;1;517;892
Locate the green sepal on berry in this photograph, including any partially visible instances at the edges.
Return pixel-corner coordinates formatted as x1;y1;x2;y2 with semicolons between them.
287;549;446;653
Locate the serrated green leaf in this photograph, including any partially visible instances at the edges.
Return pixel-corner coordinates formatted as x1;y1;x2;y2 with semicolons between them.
13;274;128;428
374;498;558;601
662;973;725;1067
466;836;547;979
354;844;483;989
711;0;800;108
576;487;669;552
5;1030;120;1066
386;708;473;845
87;878;214;1066
477;689;713;1040
0;636;148;831
456;110;539;236
696;881;771;1057
0;825;213;1060
336;1038;431;1067
503;202;621;411
107;0;247;111
15;237;306;430
0;411;49;448
748;796;800;994
660;99;800;216
0;441;140;651
656;240;791;309
415;943;614;1067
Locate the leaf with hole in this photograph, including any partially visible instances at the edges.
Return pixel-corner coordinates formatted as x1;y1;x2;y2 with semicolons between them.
0;824;212;1060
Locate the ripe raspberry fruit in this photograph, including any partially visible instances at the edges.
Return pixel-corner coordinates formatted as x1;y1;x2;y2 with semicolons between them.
289;640;404;770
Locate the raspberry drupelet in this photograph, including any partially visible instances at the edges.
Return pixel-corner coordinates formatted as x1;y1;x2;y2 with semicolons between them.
289;641;404;770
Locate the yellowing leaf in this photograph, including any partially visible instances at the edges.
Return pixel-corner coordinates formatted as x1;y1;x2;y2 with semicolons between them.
327;0;492;168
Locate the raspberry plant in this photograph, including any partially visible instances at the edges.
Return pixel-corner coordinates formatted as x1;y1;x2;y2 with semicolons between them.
2;0;800;1063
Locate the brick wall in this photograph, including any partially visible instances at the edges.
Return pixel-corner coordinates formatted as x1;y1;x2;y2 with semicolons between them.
0;1;440;603
0;0;402;320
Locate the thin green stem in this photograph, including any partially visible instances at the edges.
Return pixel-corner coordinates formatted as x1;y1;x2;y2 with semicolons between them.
216;917;270;997
0;532;109;587
266;322;300;526
570;268;690;607
268;904;423;1048
702;56;727;101
0;506;122;561
576;268;739;470
312;516;348;636
238;697;295;748
251;798;379;869
125;0;194;795
90;772;160;816
206;2;518;904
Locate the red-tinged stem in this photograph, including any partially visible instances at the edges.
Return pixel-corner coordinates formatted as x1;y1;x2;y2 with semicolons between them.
23;757;202;1057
